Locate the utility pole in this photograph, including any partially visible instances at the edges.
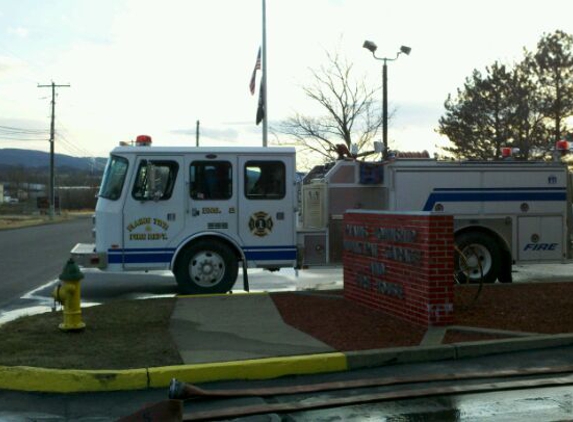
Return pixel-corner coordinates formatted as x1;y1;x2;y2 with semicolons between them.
196;120;200;147
38;82;70;219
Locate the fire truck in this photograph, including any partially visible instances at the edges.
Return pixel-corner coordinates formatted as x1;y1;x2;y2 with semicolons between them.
72;135;573;293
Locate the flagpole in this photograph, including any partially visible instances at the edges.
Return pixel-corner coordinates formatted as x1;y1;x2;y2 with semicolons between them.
261;0;268;147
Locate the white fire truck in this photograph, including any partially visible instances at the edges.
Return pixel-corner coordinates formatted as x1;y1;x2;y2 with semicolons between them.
73;135;573;293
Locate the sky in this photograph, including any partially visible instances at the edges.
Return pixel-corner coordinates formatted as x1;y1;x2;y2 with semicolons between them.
0;0;572;166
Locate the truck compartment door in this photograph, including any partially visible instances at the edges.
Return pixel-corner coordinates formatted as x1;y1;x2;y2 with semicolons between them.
518;216;563;261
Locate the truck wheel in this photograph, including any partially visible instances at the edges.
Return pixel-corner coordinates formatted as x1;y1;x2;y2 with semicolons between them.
174;240;238;295
455;232;501;284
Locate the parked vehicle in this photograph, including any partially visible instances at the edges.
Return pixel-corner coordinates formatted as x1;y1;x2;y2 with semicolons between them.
299;151;571;285
72;135;573;293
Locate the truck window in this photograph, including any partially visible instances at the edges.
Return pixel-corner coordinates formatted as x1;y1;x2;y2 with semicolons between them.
132;160;178;201
190;161;232;200
99;155;128;200
245;161;285;200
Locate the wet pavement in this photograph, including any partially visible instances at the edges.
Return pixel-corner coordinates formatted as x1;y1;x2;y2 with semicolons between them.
280;384;573;421
2;345;573;420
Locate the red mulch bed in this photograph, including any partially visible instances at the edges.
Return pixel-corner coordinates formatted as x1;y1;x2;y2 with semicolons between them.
270;291;426;351
270;283;573;351
454;283;573;333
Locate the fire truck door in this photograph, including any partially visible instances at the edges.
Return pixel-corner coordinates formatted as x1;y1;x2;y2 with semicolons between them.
121;156;185;269
237;156;297;267
187;156;238;239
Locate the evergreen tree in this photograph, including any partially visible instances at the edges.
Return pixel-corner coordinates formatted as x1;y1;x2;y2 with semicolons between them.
527;30;573;143
439;63;517;159
439;30;573;160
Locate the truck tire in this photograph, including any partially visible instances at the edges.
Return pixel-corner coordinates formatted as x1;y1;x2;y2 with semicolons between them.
174;240;238;295
455;232;501;284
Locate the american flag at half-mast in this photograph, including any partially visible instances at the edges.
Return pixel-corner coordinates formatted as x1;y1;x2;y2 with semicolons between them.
249;47;261;95
256;78;265;125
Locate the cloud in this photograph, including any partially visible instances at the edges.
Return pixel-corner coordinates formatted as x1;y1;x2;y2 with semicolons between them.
393;102;443;128
0;55;25;74
7;26;28;38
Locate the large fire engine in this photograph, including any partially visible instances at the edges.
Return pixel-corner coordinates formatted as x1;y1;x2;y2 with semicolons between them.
72;135;573;293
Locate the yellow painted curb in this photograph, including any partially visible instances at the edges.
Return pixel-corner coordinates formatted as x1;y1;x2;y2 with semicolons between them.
148;352;348;388
0;366;148;393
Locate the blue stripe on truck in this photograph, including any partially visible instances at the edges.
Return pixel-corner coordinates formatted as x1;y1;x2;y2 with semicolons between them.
242;247;297;261
107;246;297;264
423;189;567;211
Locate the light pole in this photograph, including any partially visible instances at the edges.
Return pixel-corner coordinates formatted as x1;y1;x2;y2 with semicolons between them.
363;40;411;159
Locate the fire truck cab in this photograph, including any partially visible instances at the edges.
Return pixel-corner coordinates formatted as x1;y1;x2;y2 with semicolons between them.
74;136;297;294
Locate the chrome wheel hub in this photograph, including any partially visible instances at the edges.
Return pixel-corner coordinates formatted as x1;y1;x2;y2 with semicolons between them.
189;251;225;287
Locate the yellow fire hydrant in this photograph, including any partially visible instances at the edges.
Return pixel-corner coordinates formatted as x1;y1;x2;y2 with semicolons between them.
52;259;86;331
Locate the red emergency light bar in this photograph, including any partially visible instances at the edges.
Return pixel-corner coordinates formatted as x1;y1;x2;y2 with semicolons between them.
501;147;512;158
501;147;519;158
556;140;569;151
136;135;152;146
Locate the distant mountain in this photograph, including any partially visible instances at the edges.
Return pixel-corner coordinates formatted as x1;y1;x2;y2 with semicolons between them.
0;149;107;172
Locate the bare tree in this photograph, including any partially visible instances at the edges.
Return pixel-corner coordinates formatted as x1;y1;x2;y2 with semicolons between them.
278;50;382;162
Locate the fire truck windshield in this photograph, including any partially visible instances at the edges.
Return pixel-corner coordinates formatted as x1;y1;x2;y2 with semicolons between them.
99;155;129;200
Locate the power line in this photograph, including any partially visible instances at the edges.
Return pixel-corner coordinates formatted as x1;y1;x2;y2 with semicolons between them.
58;135;95;159
54;119;106;169
0;125;49;143
56;128;103;158
55;138;106;173
57;136;84;155
0;137;47;141
54;122;97;156
0;125;49;134
54;126;106;172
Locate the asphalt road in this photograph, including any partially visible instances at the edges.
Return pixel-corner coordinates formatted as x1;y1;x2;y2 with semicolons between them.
0;216;93;309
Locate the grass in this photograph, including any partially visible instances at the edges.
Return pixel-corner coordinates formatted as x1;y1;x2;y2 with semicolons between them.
0;215;49;230
0;211;93;230
0;298;183;370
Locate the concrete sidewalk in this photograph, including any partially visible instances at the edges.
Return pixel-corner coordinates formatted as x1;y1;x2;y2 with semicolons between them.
3;291;573;393
170;294;334;364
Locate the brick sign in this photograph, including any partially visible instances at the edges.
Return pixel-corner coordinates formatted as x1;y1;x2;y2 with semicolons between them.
343;210;454;326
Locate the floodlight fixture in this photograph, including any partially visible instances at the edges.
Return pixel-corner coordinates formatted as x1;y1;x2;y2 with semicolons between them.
400;45;412;55
362;40;378;54
362;40;412;160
